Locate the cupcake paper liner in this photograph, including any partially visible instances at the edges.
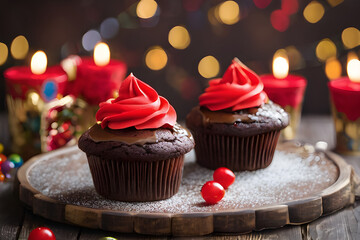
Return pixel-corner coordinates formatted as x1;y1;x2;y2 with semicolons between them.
193;130;280;171
87;155;185;201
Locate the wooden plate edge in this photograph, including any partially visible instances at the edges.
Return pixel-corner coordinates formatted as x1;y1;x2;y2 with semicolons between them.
16;144;355;236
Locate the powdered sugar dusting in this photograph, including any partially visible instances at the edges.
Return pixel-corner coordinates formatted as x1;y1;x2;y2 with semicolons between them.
28;147;338;213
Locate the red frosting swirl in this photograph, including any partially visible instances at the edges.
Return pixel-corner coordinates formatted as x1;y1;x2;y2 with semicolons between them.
96;73;176;130
199;59;268;111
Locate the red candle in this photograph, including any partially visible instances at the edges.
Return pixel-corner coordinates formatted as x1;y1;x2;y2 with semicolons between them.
260;52;307;140
260;54;307;109
5;51;67;100
70;42;127;105
4;51;68;159
328;58;360;154
328;59;360;122
261;75;307;108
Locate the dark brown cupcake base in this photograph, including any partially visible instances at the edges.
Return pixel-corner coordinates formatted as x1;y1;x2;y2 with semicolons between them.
87;155;185;201
193;130;280;171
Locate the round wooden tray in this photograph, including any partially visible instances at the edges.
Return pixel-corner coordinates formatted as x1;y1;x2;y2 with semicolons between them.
16;141;356;236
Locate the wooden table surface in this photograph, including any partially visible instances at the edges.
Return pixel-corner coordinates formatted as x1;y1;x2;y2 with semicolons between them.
1;115;360;240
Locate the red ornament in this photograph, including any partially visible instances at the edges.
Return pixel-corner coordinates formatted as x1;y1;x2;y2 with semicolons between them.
0;154;7;163
0;154;6;172
201;181;225;204
0;172;5;182
213;167;235;189
28;227;56;240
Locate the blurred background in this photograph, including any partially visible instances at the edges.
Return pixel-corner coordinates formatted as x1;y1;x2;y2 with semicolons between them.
1;0;360;120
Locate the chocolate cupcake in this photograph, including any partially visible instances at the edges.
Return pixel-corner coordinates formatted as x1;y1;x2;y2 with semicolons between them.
79;73;194;201
186;59;288;171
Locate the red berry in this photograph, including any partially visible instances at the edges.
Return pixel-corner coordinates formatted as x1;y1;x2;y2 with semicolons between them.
28;227;56;240
201;181;225;204
213;167;235;189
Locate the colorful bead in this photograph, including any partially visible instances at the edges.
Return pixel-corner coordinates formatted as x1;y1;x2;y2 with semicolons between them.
0;143;3;153
9;154;23;168
1;160;15;174
0;154;7;163
0;172;5;182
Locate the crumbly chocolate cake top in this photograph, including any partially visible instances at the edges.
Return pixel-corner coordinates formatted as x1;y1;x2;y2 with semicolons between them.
186;101;289;136
78;123;194;161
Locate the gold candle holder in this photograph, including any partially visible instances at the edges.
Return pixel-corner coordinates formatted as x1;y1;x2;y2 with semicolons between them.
331;103;360;155
6;93;43;159
281;103;303;141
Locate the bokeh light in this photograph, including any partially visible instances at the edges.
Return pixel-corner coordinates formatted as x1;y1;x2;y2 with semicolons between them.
341;27;360;49
61;55;81;81
0;42;8;66
10;35;29;60
282;0;299;15
208;7;220;26
168;26;191;50
253;0;272;9
145;46;168;70
28;91;40;106
327;0;344;7
136;0;158;19
82;30;102;51
270;10;289;32
218;1;240;25
139;6;160;28
315;38;337;62
100;17;119;39
118;12;138;29
285;46;304;70
303;1;325;24
325;57;342;80
198;56;220;78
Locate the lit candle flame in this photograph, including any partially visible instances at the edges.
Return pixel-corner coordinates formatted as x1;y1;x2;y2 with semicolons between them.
273;56;289;79
31;51;47;75
94;42;110;67
347;58;360;83
272;49;289;79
